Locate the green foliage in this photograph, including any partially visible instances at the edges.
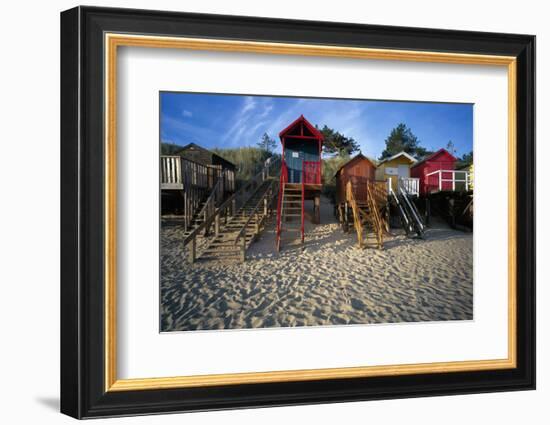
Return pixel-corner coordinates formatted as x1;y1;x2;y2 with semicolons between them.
256;132;277;153
321;154;351;203
456;150;473;169
211;147;278;183
379;123;432;160
161;142;278;187
317;125;360;156
160;142;185;155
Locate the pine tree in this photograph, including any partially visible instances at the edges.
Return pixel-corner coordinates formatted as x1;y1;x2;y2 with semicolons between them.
317;125;360;156
257;132;277;153
379;123;431;160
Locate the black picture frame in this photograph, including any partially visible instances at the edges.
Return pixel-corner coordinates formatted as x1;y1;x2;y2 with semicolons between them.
60;5;535;419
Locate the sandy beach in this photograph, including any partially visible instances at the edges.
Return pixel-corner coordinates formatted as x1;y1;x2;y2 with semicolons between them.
160;197;473;332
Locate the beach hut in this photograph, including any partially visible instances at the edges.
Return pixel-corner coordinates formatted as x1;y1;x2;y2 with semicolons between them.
276;115;324;249
411;148;459;195
334;153;377;205
375;151;418;195
279;115;323;185
177;142;236;191
333;153;388;249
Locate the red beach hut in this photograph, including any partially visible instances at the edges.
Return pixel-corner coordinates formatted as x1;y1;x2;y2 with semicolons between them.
410;148;457;195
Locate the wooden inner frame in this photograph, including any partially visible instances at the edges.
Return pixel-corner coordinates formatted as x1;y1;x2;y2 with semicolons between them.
104;33;517;392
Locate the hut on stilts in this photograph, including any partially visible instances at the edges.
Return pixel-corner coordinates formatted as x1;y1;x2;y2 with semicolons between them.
334;153;388;249
275;115;323;251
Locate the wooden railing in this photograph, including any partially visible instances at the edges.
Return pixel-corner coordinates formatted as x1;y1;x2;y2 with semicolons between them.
184;157;280;262
346;180;387;249
346;181;364;248
160;155;211;191
161;155;239;231
194;171;227;235
366;183;384;249
234;179;279;261
160;156;184;190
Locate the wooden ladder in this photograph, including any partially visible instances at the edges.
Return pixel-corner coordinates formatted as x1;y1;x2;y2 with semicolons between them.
276;183;305;251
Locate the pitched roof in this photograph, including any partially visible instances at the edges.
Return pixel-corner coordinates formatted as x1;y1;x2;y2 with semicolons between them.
178;142;236;169
278;115;324;140
377;151;417;166
411;148;457;169
334;153;376;177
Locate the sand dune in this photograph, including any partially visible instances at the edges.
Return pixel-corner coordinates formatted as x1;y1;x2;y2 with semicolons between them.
160;197;473;332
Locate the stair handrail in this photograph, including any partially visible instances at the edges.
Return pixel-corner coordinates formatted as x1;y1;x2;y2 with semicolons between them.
195;170;225;222
275;160;288;249
366;182;384;249
234;179;279;245
182;157;280;247
346;181;364;248
398;179;425;235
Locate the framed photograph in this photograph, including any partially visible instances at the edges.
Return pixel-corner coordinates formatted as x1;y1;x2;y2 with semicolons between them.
60;6;535;419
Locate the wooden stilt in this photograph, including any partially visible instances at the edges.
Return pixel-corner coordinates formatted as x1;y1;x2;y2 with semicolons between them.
214;214;220;237
314;195;321;224
240;236;246;262
188;237;196;264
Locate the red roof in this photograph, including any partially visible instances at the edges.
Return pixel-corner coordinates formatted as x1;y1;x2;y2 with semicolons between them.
411;148;457;169
278;115;324;141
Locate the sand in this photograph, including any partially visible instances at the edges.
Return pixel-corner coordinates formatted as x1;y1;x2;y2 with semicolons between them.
160;197;473;332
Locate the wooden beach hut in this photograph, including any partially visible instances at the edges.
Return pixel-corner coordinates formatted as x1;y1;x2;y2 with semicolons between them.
276;115;323;250
334;153;377;205
160;143;237;230
375;151;418;195
411;148;459;195
178;142;236;191
334;153;388;249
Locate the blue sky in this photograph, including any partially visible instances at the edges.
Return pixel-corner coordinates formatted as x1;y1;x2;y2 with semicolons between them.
160;92;473;159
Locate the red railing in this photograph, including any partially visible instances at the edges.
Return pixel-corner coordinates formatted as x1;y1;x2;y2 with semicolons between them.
275;161;288;250
303;161;321;184
301;167;305;242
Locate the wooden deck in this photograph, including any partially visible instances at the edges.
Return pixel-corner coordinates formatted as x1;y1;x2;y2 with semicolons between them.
285;183;322;199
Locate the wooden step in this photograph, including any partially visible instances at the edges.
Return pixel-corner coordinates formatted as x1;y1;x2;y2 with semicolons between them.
200;255;241;261
201;249;240;255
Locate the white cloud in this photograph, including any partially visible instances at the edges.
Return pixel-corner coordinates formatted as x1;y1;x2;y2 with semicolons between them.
182;109;193;118
222;97;259;145
242;96;256;114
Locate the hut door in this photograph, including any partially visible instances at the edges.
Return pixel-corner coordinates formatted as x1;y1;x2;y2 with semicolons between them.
398;164;409;179
286;149;304;183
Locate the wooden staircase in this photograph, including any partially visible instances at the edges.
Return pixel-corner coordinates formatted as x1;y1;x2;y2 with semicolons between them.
346;181;387;249
198;179;277;262
276;182;305;252
179;198;207;237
